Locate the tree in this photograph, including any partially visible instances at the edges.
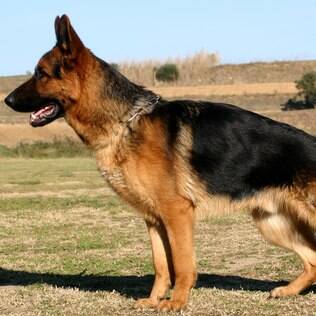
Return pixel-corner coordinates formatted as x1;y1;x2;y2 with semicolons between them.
295;71;316;106
155;64;179;82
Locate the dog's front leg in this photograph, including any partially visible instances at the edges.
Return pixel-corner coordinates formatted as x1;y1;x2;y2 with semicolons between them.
134;220;174;309
157;198;196;312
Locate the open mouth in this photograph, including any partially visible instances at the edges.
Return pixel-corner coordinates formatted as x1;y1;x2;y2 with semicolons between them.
29;103;63;127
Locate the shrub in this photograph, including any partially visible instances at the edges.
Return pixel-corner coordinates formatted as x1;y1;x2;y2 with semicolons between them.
110;63;119;71
155;63;179;82
282;72;316;111
295;71;316;106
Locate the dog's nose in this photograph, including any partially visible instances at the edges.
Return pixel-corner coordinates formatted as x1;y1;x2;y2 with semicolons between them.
4;94;15;107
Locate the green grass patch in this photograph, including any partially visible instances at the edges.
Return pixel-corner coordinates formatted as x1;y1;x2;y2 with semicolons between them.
60;256;153;276
0;138;90;158
0;158;104;193
0;196;108;212
9;179;41;185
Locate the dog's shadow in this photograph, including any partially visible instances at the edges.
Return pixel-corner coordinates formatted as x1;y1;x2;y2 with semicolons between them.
1;267;315;298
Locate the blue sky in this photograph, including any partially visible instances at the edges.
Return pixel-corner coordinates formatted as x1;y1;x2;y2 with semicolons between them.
1;0;316;76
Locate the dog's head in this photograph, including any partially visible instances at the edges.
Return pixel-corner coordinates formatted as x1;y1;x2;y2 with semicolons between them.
5;15;87;127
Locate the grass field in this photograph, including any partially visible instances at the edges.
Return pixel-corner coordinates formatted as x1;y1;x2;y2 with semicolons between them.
0;158;316;316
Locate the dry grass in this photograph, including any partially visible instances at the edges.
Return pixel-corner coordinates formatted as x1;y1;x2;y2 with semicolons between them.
208;60;316;85
118;59;316;87
0;121;78;147
266;110;316;134
119;50;220;86
0;75;28;94
151;82;297;98
0;158;316;315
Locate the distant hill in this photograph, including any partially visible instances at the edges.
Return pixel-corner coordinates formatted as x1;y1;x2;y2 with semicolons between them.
1;60;316;92
1;60;316;123
207;60;316;85
0;75;29;94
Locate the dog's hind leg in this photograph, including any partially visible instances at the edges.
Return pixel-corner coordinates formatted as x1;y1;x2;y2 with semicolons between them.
134;220;174;309
252;203;316;298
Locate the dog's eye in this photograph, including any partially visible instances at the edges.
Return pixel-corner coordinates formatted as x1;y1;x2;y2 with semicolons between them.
54;64;62;78
34;67;47;80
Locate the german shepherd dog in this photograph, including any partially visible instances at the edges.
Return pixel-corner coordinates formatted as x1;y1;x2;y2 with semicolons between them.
5;15;316;311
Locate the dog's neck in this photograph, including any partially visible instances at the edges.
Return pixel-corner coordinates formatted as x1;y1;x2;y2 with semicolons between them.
64;53;159;152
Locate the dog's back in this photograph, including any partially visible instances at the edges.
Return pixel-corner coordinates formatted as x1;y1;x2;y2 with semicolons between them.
151;100;316;198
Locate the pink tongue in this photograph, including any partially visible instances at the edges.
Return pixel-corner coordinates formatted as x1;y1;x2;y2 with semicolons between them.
33;105;54;117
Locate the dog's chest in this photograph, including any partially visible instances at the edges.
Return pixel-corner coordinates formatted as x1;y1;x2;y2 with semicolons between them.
96;147;158;222
99;165;156;217
100;167;128;193
94;129;131;192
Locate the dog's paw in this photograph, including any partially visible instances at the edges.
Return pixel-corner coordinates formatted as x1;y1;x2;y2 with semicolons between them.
133;298;158;310
158;299;187;312
269;286;291;298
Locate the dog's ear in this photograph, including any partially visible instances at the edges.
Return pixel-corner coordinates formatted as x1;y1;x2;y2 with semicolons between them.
54;16;62;45
54;14;84;60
